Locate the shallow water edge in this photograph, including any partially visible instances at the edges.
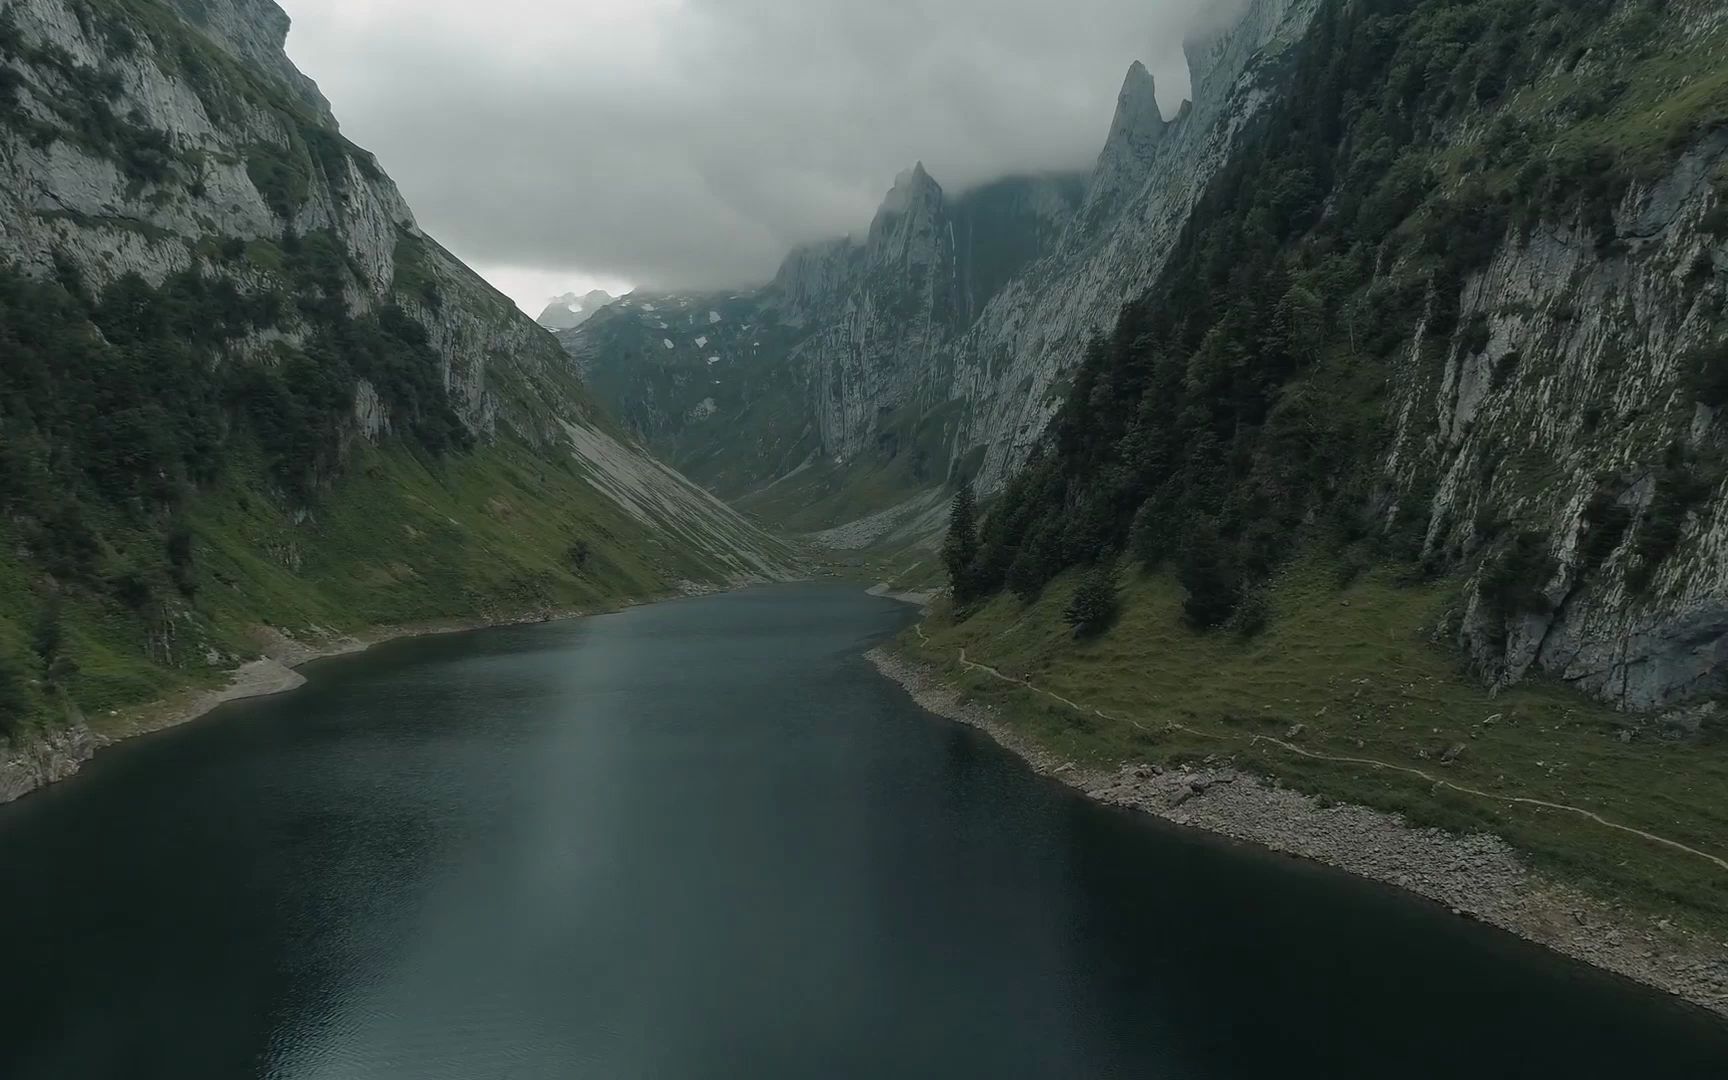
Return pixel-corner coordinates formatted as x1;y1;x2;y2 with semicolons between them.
867;643;1728;1020
0;581;739;807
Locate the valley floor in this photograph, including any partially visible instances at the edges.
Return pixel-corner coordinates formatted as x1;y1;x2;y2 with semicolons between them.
873;558;1728;1018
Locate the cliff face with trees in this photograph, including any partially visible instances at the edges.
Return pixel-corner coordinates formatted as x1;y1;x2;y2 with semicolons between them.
568;0;1726;712
0;0;793;794
953;0;1728;711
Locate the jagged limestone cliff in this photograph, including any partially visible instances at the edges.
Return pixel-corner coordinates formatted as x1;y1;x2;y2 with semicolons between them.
1389;80;1728;711
0;0;795;799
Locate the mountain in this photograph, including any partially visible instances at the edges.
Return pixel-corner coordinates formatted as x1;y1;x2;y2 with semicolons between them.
558;287;821;500
566;0;1728;712
562;170;1086;535
537;288;615;331
0;0;795;799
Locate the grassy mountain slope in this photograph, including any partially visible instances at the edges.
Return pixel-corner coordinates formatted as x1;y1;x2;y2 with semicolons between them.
909;559;1728;934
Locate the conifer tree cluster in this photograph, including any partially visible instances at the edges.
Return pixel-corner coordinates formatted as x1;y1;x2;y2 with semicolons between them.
942;477;980;606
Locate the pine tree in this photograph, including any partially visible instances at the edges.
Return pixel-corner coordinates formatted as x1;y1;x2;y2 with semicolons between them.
1178;520;1240;630
942;476;980;604
0;650;29;740
1064;559;1121;637
1128;497;1165;567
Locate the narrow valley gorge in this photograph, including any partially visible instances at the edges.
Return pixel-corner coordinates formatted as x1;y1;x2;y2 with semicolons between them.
3;0;1728;1051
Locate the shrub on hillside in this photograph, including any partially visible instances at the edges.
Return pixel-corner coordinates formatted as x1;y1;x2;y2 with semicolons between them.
1628;445;1714;592
1479;531;1557;627
567;539;592;572
1228;588;1271;638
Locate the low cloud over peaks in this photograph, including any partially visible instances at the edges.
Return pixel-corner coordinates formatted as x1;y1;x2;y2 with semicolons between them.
281;0;1238;304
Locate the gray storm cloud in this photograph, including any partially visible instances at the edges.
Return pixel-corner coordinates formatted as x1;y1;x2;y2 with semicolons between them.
280;0;1242;293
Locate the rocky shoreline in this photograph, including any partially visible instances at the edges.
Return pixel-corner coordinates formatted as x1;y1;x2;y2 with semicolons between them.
0;583;734;808
868;645;1728;1020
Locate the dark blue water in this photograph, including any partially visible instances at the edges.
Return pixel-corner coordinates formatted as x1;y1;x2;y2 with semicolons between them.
1;584;1724;1078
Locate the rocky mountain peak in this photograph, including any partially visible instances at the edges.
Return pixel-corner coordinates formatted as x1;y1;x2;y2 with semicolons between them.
1078;60;1173;227
537;289;617;331
1101;62;1171;164
867;161;949;269
879;161;943;217
1107;62;1165;155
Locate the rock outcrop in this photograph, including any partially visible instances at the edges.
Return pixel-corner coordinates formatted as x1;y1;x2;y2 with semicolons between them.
0;716;95;804
1392;135;1728;711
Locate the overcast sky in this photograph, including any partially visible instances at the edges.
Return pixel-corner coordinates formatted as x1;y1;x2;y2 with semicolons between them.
278;0;1233;314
